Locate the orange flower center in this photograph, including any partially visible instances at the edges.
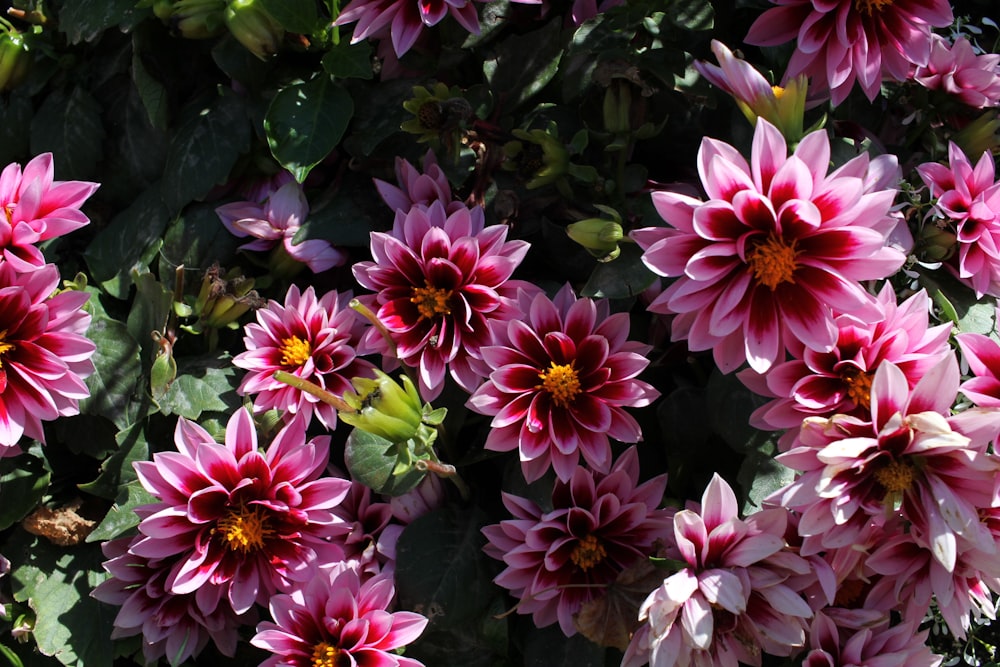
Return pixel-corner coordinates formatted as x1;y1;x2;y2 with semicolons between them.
840;367;874;410
538;361;581;408
279;335;311;367
0;330;14;367
215;503;274;554
855;0;893;15
570;534;607;572
747;233;799;290
771;85;785;100
410;283;453;320
311;641;349;667
874;459;915;494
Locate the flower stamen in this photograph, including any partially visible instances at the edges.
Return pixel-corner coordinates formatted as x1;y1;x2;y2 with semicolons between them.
215;503;274;554
410;283;453;320
747;233;800;290
0;330;14;367
538;362;581;408
854;0;893;16
840;366;874;410
311;641;348;667
279;335;311;367
874;459;915;494
570;534;607;572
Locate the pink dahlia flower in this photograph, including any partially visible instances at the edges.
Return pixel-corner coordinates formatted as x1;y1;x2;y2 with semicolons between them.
334;0;482;58
771;356;1000;573
215;180;346;274
623;473;813;667
0;262;95;451
330;477;400;577
252;562;428;667
92;537;250;666
914;35;1000;109
353;200;532;401
375;149;465;216
956;331;1000;407
632;118;905;374
481;447;672;635
466;284;660;482
738;285;952;444
916;141;1000;297
130;409;352;615
744;0;953;105
233;284;375;430
0;152;99;270
803;612;942;667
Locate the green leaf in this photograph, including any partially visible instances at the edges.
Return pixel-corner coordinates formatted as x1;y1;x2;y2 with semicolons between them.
258;0;319;33
9;530;115;667
157;203;243;290
0;643;23;667
737;438;794;514
131;36;169;130
291;171;381;248
79;316;145;430
56;0;140;43
161;90;252;213
664;0;714;30
321;41;374;80
343;429;426;496
580;242;658;299
86;482;156;543
126;271;175;364
406;597;508;667
483;18;564;112
78;422;150;501
0;454;50;531
705;369;772;453
156;353;242;419
522;622;607;666
920;268;997;335
29;86;105;180
0;93;31;167
341;78;416;156
83;185;171;299
265;76;354;183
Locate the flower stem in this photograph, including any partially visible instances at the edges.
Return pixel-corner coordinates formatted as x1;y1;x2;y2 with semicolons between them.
272;370;354;413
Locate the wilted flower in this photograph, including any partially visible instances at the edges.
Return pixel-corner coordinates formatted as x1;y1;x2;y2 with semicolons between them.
0;262;95;452
340;369;424;443
913;34;1000;109
215;179;346;276
744;0;953;105
467;284;660;482
633;119;905;374
251;562;429;667
234;284;375;430
0;152;99;270
482;447;672;636
130;409;352;614
353;200;532;401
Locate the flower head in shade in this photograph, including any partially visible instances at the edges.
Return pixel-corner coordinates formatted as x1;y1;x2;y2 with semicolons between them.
695;40;808;142
623;473;813;667
353;200;532;401
251;562;428;667
738;285;952;446
375;149;465;216
92;537;251;667
803;612;942;667
0;152;99;270
914;34;1000;109
0;262;95;452
330;477;399;578
234;284;375;430
215;179;346;274
334;0;481;58
916;142;1000;297
482;447;672;636
632;119;906;375
130;409;352;615
744;0;953;105
770;356;1000;573
467;284;660;482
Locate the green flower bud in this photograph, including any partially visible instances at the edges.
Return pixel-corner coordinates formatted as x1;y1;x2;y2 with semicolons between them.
183;264;263;341
952;110;1000;163
224;0;284;60
0;31;31;93
918;223;957;263
603;80;632;135
340;370;424;443
170;0;227;39
566;218;624;261
503;127;570;189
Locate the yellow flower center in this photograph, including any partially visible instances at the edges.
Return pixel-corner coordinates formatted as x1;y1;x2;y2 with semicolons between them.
279;335;311;367
570;534;607;572
771;85;785;100
311;641;348;667
748;233;800;290
410;283;453;320
215;503;274;554
840;367;874;411
854;0;893;15
538;362;582;408
874;459;915;494
0;330;14;367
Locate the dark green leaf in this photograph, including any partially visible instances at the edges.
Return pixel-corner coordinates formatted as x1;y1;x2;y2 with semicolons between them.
131;37;169;130
126;271;175;365
0;455;50;531
705;369;772;453
29;86;105;180
341;78;415;156
523;622;607;666
265;76;354;183
406;597;508;667
580;242;658;299
85;482;156;543
343;429;426;496
0;94;31;167
321;41;374;80
258;0;319;33
921;269;997;335
292;172;381;248
664;0;714;30
156;353;242;419
161;90;252;213
78;422;150;501
157;203;243;289
736;438;794;514
483;18;564;112
79;316;145;430
56;0;140;44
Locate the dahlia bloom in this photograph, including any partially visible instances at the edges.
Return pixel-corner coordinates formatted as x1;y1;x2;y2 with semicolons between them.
330;477;400;577
744;0;953;105
770;356;1000;573
0;152;99;270
251;562;428;667
739;285;952;443
481;447;672;636
130;409;352;615
802;612;943;667
466;284;660;482
334;0;482;58
92;537;250;666
233;284;375;430
215;179;346;274
956;331;1000;407
632;119;905;374
916;141;1000;297
623;473;813;667
375;149;465;216
353;200;532;401
0;261;95;451
913;34;1000;109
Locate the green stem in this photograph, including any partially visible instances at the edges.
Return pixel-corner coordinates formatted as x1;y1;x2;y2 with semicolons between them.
272;370;354;412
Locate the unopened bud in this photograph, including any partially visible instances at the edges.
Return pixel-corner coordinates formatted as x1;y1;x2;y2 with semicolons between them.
340;370;424;443
0;31;31;92
566;217;624;261
170;0;227;39
225;0;284;60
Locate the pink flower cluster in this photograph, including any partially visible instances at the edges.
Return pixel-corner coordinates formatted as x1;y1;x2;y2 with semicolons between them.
914;34;1000;109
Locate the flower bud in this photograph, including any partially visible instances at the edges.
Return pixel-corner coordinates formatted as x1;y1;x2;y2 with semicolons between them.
340;370;424;443
170;0;227;39
224;0;284;60
918;223;957;263
503;128;570;189
0;31;31;92
566;218;624;261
